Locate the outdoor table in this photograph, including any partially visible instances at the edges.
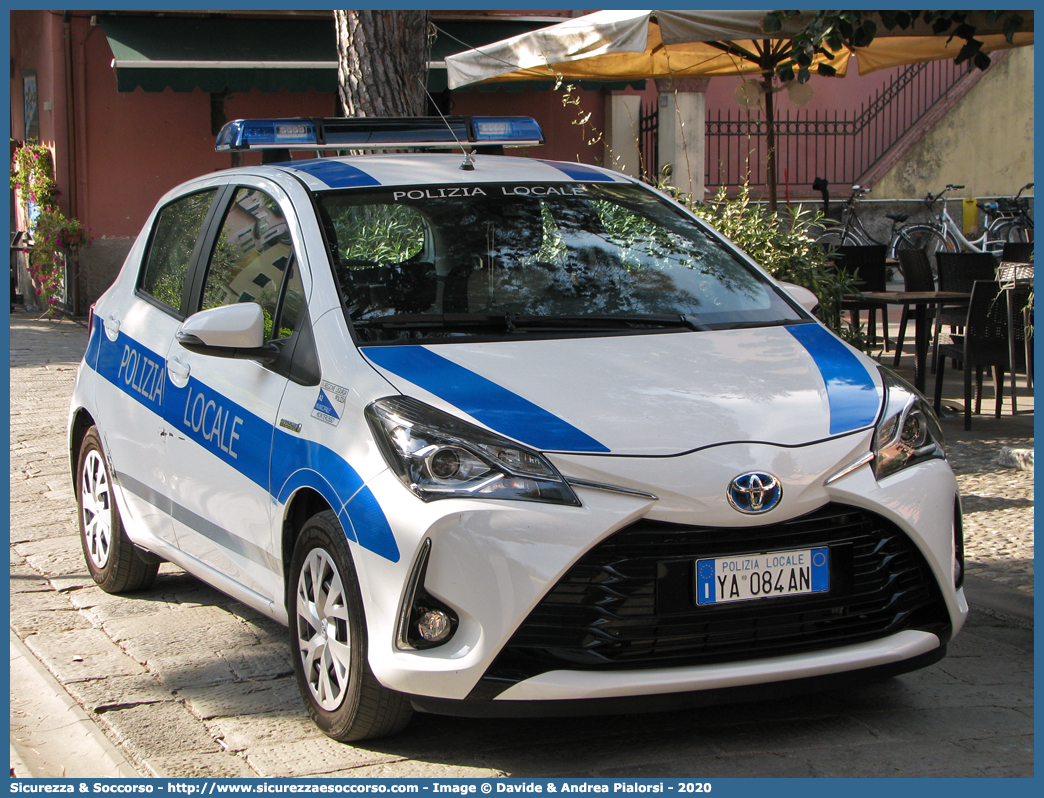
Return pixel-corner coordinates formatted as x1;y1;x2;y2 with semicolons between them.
848;291;971;393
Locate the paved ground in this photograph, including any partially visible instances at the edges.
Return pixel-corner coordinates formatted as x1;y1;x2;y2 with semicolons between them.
9;312;1034;778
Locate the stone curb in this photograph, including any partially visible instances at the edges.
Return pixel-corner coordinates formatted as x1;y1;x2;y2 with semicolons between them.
9;629;141;778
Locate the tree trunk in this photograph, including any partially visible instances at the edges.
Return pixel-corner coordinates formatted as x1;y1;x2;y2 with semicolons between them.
335;10;431;118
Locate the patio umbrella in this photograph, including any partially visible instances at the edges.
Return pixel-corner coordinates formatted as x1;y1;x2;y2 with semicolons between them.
445;10;1034;210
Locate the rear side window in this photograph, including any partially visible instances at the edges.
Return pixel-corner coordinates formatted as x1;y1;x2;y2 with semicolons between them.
139;189;219;314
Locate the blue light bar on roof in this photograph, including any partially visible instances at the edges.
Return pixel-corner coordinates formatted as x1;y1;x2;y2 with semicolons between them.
215;116;545;152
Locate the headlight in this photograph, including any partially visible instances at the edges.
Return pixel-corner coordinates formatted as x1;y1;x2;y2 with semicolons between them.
872;368;946;480
365;396;580;505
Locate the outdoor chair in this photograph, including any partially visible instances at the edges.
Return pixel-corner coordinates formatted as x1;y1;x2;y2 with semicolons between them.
995;261;1034;286
933;280;1031;430
892;248;936;368
835;245;889;351
931;251;997;373
1000;241;1034;263
993;262;1034;391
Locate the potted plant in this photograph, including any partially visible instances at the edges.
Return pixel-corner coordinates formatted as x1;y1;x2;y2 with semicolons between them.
26;207;90;312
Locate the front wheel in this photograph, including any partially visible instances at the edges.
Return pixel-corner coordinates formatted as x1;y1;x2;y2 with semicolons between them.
289;511;413;742
76;427;159;593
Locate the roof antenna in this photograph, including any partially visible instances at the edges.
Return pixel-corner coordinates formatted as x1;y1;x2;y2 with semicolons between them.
422;79;474;171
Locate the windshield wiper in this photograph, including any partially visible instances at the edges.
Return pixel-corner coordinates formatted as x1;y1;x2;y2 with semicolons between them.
506;314;712;332
352;313;510;331
698;318;807;331
352;312;730;335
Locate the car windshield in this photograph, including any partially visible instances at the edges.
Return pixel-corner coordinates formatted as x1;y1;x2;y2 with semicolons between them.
317;181;806;342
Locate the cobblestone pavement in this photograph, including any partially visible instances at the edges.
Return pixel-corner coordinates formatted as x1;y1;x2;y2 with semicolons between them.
947;441;1034;596
9;314;1034;778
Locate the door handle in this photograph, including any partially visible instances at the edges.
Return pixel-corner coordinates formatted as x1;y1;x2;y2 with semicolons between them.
166;357;190;385
103;316;121;342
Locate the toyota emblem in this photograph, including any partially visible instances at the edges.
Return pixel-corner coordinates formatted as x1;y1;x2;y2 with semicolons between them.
727;472;783;514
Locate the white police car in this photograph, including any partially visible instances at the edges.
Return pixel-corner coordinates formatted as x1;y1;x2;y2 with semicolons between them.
69;116;967;742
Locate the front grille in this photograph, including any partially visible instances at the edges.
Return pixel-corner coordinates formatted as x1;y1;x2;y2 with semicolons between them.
479;503;950;692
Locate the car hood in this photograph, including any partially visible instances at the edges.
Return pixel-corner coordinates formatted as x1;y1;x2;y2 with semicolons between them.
360;323;883;456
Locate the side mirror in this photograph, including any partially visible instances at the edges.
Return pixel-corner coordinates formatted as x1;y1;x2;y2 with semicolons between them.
176;303;279;364
779;282;819;314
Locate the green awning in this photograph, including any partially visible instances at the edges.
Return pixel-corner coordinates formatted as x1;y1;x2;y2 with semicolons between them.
101;16;340;93
100;15;644;95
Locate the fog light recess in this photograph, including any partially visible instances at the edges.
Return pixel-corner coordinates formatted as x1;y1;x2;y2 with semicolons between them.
396;538;459;650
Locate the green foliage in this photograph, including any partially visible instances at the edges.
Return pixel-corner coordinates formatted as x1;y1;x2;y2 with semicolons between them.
335;204;425;263
691;183;863;343
140;191;219;310
200;233;243;311
11;141;58;208
763;10;1027;83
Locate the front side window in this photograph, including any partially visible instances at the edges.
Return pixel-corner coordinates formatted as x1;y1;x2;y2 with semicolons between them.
139;189;219;313
200;188;302;340
318;183;806;343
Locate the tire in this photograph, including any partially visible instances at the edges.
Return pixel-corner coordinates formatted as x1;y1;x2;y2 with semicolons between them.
994;221;1030;245
77;427;159;593
815;226;867;250
289;511;413;742
891;225;958;269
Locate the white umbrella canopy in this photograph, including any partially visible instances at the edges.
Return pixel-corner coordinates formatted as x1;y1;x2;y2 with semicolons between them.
446;10;1034;209
445;9;1034;87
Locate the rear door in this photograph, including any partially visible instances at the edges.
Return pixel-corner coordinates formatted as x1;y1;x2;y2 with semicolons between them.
89;186;227;550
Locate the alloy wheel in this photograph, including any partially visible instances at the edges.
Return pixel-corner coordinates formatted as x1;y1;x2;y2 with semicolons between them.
296;547;352;711
80;449;112;570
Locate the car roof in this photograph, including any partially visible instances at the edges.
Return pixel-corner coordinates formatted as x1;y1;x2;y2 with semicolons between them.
203;154;631;194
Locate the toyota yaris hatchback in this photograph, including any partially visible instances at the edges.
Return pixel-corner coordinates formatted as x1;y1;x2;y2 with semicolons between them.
69;117;967;741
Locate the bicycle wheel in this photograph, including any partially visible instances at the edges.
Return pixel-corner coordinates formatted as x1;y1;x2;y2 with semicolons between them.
815;226;868;249
996;221;1030;244
891;225;958;265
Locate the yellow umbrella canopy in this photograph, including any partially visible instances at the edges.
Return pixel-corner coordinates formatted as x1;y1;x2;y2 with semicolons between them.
446;10;1033;210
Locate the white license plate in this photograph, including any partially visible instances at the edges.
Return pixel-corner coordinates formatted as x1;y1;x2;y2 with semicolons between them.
695;547;829;606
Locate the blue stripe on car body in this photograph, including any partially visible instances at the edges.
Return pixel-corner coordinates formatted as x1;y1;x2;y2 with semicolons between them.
87;316;399;562
538;161;616;182
283;160;382;188
785;324;880;435
361;345;611;454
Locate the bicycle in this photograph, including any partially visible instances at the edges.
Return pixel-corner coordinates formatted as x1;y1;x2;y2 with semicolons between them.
897;184;1036;260
977;182;1034;246
814;183;918;258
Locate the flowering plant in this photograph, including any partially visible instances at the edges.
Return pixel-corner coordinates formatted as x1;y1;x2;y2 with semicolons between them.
26;207;91;311
10;141;91;314
10;141;58;209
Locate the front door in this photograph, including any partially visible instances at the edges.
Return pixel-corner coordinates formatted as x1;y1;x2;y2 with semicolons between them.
164;184;310;603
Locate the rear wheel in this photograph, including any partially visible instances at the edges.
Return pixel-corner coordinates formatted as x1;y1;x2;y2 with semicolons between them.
891;225;958;271
993;221;1030;244
289;511;413;742
77;427;159;593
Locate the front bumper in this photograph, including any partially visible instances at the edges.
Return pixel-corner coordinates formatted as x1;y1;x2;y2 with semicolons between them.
409;630;947;717
353;432;966;704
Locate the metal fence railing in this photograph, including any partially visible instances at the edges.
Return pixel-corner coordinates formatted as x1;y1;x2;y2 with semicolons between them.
703;58;969;197
639;100;659;182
